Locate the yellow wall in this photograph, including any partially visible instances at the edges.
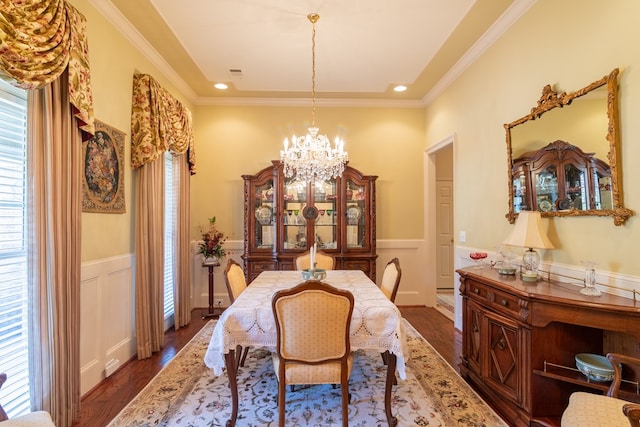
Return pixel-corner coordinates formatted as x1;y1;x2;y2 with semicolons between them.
192;105;425;241
425;0;640;274
71;0;194;261
75;0;640;278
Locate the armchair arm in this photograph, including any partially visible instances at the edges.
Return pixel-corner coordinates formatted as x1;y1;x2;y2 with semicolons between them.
623;403;640;427
607;353;640;398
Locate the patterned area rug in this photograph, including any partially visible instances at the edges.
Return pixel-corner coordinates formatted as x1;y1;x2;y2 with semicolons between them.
107;319;506;426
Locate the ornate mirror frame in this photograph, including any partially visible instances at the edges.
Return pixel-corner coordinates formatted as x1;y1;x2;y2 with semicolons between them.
505;68;633;225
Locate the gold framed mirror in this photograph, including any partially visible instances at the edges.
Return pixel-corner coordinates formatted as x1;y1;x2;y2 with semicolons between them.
505;68;633;225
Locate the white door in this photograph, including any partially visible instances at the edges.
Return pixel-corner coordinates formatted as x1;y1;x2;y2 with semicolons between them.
436;179;454;289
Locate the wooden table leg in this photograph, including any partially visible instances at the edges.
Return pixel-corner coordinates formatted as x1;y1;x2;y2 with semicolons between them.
383;350;398;427
224;349;238;427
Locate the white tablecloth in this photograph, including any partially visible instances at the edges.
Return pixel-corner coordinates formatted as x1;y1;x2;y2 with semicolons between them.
204;270;409;379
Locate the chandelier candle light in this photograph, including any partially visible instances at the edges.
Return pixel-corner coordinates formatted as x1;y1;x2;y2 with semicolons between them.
280;13;348;182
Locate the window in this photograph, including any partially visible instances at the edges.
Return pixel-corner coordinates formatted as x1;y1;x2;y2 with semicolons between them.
0;79;29;417
163;151;175;326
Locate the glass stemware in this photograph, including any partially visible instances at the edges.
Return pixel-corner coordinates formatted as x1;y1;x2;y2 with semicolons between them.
580;261;601;296
326;209;332;224
319;209;326;224
469;252;488;270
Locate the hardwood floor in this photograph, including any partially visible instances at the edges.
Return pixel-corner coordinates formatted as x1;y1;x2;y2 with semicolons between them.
72;305;461;427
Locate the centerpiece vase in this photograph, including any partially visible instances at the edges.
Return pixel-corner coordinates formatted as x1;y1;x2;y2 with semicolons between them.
203;255;219;265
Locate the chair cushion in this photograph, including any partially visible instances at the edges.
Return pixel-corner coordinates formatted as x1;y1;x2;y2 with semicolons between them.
1;411;55;426
561;391;630;427
272;352;354;385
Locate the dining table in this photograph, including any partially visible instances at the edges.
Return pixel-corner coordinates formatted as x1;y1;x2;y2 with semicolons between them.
204;269;409;427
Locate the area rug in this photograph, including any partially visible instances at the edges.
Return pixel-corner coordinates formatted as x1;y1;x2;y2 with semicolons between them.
107;319;506;426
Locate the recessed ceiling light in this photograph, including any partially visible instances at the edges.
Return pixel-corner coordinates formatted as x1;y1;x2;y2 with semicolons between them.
393;85;407;92
214;83;228;90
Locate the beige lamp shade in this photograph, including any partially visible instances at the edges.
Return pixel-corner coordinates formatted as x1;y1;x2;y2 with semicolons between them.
503;211;554;250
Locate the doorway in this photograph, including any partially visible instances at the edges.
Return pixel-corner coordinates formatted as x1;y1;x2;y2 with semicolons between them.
425;136;454;321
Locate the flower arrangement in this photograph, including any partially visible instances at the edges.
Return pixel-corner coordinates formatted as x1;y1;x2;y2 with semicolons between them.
197;216;227;259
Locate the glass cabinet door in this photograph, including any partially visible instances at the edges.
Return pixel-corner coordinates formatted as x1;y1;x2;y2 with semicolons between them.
313;180;337;250
345;180;366;249
253;179;275;249
596;172;613;210
512;172;528;213
534;166;558;212
283;178;307;250
564;164;587;210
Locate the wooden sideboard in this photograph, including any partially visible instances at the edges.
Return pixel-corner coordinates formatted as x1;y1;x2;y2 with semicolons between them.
457;267;640;426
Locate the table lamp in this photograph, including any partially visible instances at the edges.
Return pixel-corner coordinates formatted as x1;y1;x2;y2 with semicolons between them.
502;210;554;281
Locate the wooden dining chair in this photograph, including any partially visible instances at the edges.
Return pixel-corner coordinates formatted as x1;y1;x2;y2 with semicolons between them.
223;259;250;367
271;280;354;427
294;250;335;271
0;373;55;426
560;353;640;427
380;257;402;303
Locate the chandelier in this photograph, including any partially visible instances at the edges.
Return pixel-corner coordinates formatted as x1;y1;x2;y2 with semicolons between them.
280;13;348;182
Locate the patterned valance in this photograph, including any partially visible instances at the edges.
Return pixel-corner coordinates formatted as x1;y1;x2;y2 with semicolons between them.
0;0;95;137
131;73;196;173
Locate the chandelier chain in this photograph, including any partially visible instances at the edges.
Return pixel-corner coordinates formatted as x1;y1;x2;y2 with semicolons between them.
311;18;316;127
279;12;348;182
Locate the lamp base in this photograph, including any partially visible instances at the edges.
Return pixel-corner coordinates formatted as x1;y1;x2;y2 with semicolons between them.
522;248;540;273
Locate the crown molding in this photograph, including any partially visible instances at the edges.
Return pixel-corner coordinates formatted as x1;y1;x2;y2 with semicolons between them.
423;0;538;106
91;0;536;109
88;0;198;103
193;96;425;108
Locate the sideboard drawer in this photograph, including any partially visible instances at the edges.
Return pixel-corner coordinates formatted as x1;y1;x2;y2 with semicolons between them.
466;278;520;320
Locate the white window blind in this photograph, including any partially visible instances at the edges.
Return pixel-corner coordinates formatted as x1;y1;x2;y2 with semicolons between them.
163;151;175;322
0;79;29;417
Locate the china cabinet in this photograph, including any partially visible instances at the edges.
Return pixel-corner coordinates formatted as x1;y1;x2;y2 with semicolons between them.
242;161;377;282
458;267;640;426
512;140;611;213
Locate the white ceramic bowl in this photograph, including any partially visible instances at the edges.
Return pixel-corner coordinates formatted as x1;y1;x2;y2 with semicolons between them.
575;353;615;382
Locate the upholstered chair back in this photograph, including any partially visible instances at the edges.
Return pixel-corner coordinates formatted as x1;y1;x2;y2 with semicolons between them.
380;257;402;303
224;259;247;303
294;250;335;271
271;280;354;427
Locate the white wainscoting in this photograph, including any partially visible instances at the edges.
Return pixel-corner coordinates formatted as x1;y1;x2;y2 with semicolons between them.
79;239;429;395
191;240;245;310
80;254;135;396
191;239;430;308
376;239;429;306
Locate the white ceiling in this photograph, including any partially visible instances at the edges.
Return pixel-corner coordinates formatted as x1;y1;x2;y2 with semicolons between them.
99;0;532;103
149;0;474;93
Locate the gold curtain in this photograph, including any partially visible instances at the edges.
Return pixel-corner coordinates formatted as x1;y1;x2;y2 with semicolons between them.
131;73;196;172
0;0;95;138
132;73;195;356
28;70;82;427
174;153;192;329
134;157;165;359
